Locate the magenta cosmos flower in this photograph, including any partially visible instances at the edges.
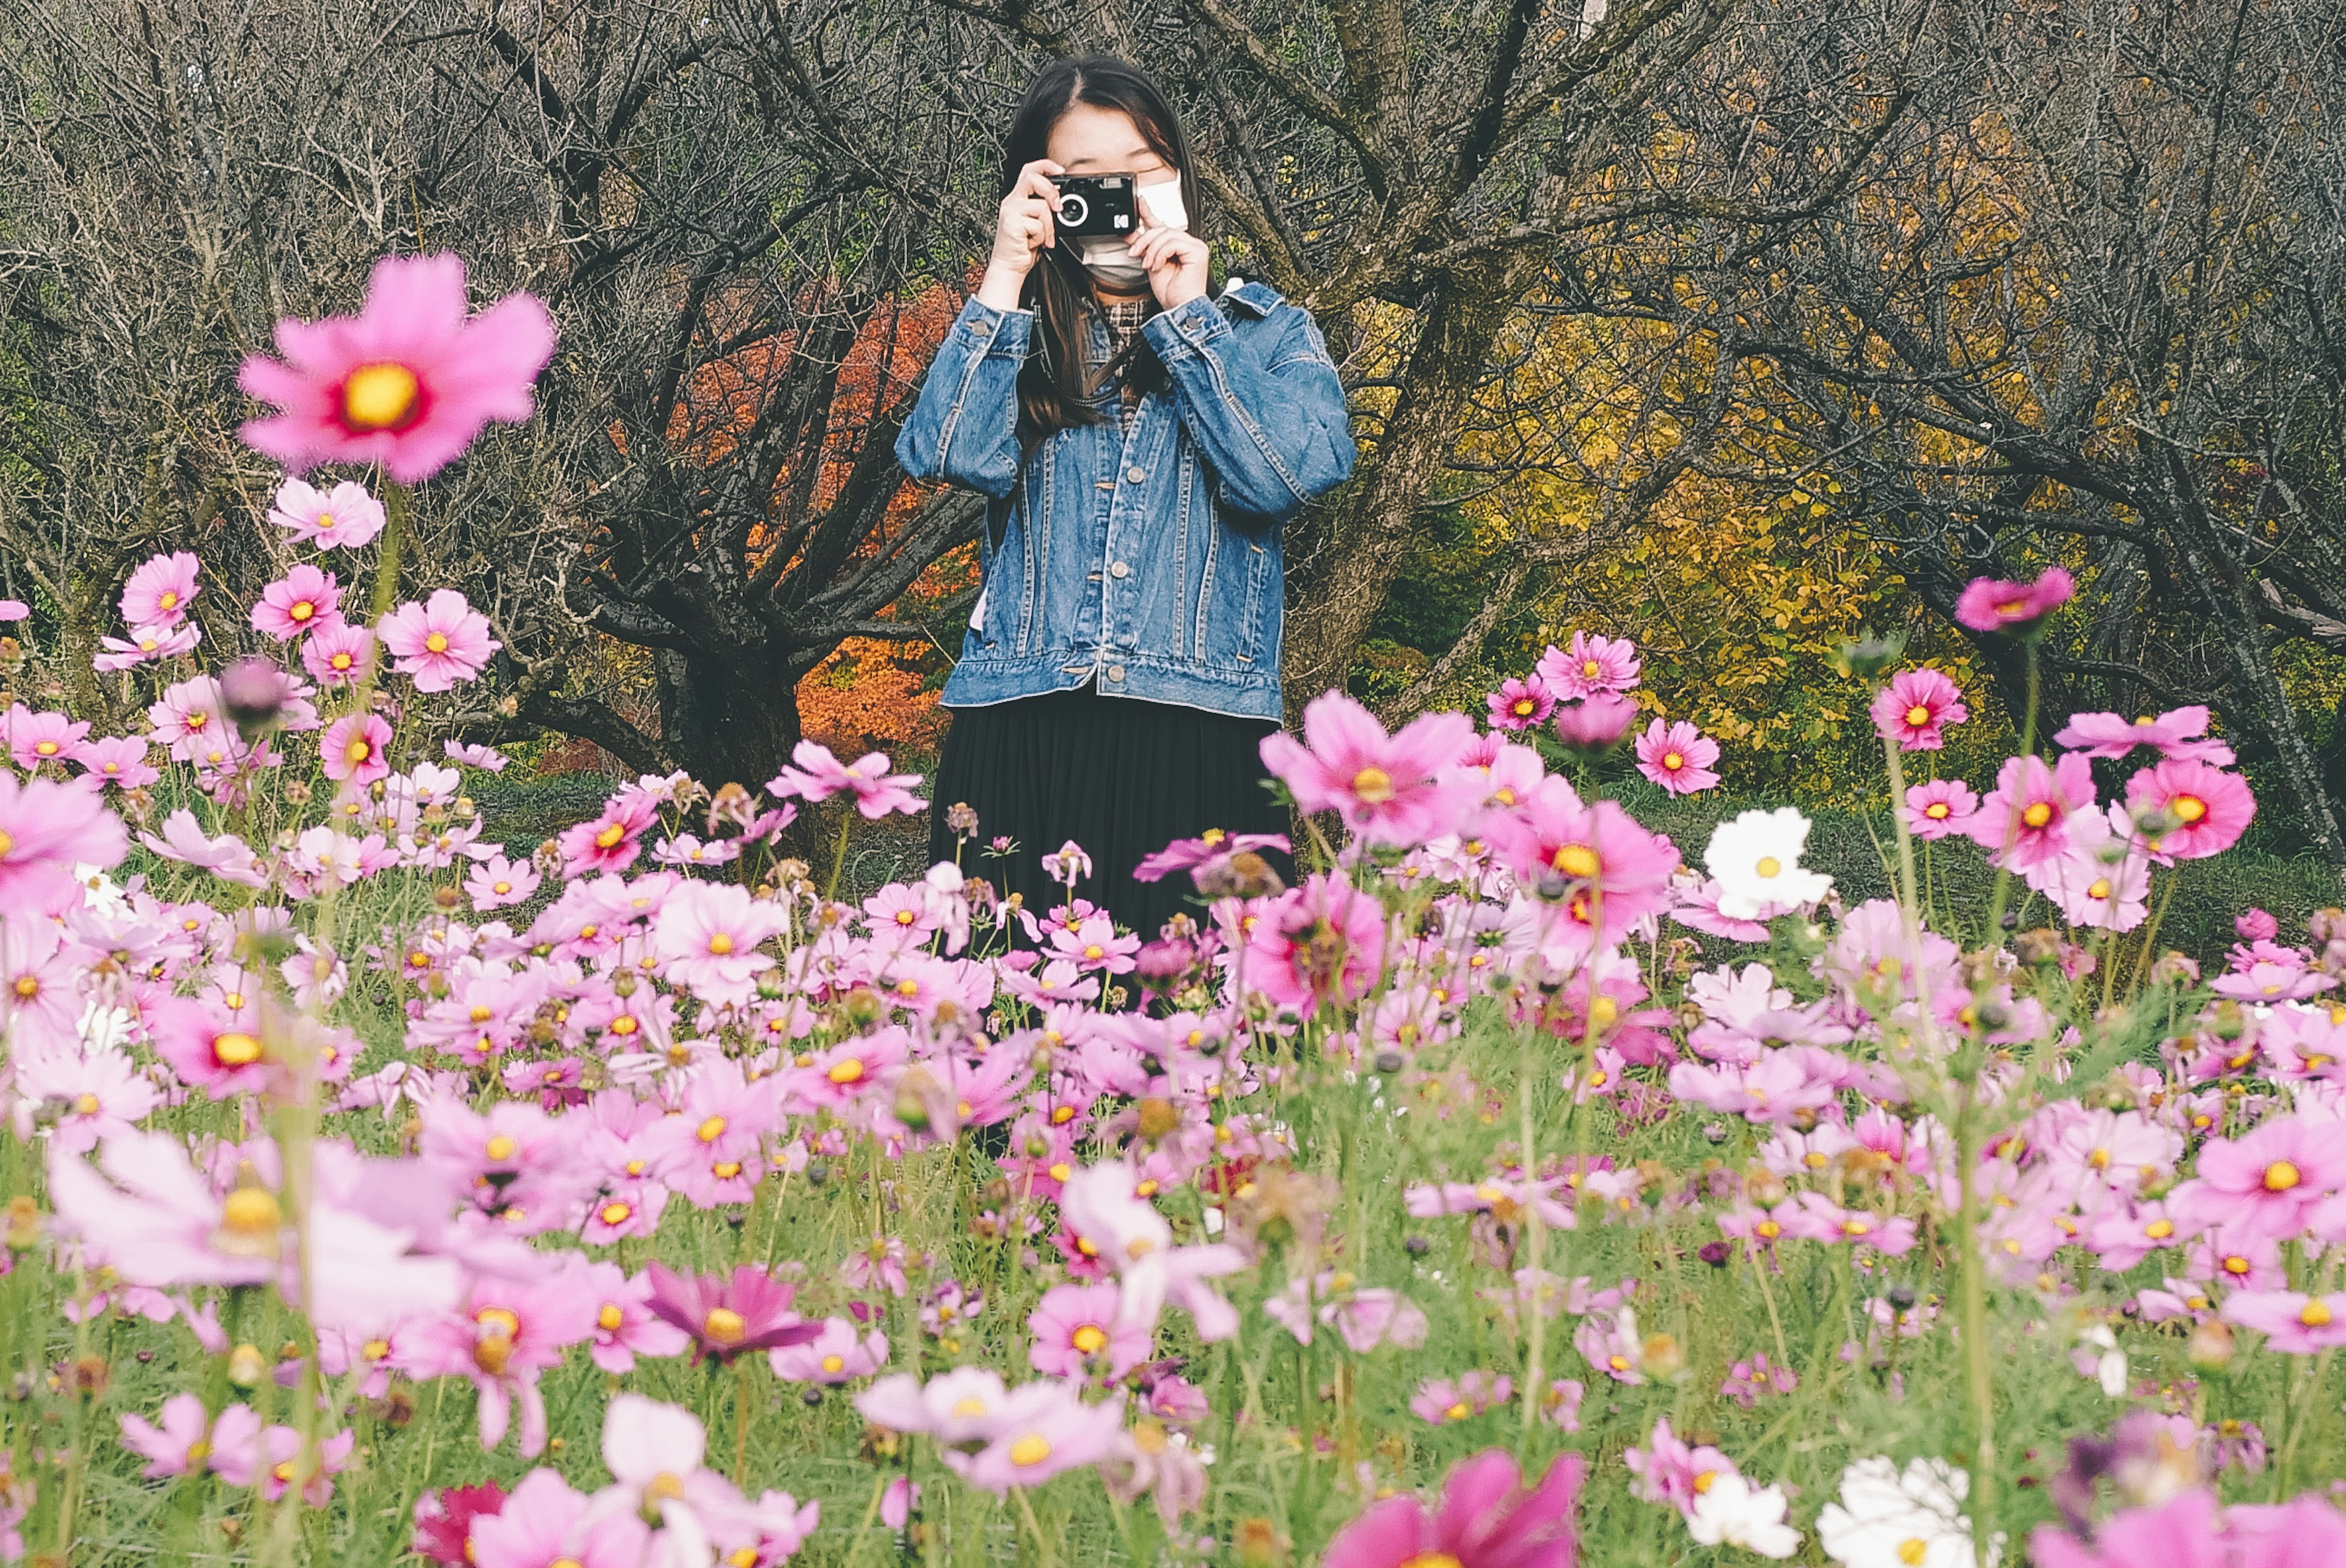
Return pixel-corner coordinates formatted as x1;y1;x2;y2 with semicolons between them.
1248;872;1388;1017
0;773;127;906
1869;667;1968;750
1954;566;2074;633
1260;690;1473;848
1323;1447;1585;1568
2126;759;2254;861
238;253;556;484
321;713;395;784
380;589;500;691
1550;693;1639;754
767;740;925;819
1904;779;1978;841
250;564;344;641
120;552;200;629
269;476;387;551
1634;718;1720;795
1965;751;2096;870
1537;631;1640;699
2033;1486;2346;1568
1486;676;1555;732
642;1263;819;1365
2055;702;2235;765
1496;783;1678;946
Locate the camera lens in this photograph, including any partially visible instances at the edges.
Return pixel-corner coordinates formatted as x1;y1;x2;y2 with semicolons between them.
1056;191;1088;228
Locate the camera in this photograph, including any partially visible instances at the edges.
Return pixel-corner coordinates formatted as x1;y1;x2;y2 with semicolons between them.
1049;174;1136;238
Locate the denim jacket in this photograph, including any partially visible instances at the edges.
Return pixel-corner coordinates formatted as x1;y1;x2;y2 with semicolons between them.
894;280;1356;721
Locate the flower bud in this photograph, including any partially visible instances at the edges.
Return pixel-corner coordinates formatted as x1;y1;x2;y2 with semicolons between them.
2187;1317;2235;1371
219;656;288;737
227;1343;268;1387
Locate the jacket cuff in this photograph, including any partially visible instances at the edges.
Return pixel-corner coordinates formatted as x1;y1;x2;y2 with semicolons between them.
952;296;1034;359
1141;294;1232;362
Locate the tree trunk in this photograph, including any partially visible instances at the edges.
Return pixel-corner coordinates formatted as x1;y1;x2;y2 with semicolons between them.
653;646;805;796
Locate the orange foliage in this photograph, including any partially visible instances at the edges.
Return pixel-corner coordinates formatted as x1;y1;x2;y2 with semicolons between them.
796;636;951;759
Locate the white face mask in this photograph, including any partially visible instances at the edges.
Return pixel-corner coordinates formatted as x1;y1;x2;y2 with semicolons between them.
1075;177;1187;290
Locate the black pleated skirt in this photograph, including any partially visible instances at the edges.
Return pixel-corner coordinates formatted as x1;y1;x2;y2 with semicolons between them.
927;685;1289;940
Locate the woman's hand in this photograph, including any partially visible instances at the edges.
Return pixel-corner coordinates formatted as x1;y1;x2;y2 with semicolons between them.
1129;219;1209;311
976;160;1063;311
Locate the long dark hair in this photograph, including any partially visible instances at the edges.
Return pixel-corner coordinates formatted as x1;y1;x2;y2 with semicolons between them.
1000;58;1202;441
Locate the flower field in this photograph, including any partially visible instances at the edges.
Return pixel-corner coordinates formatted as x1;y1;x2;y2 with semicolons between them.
1;257;2344;1568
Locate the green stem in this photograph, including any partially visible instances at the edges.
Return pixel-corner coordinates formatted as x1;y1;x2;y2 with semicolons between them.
1951;1081;1998;1554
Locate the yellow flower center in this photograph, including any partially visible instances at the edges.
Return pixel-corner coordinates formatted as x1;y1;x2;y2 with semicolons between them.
71;1092;100;1117
704;1307;747;1344
2265;1161;2301;1192
1753;856;1781;878
2145;1219;2174;1239
214;1031;263;1066
707;932;735;956
34;740;57;756
1009;1434;1052;1467
828;1059;864;1084
1899;1542;1928;1567
595;823;627;849
11;977;37;999
820;1354;846;1374
331;651;353;670
2223;1255;2251;1275
951;1397;990;1418
1924;802;1950;819
1581;658;1601;677
1512;698;1536;717
1551;843;1599;878
342;363;421;430
1904;704;1932;726
2302;1300;2333;1328
1351;766;1395;804
344;736;374;765
1444;1401;1471;1421
485;1134;519;1162
696;1116;728;1143
291;601;314;622
597;1304;624;1332
1400;1556;1464;1568
1071;1324;1108;1355
425;631;450;654
2088;878;2112;900
1661;751;1683;770
712;1161;742;1179
220;1186;281;1237
2022;801;2053;828
2173;794;2207;823
600;1202;632;1227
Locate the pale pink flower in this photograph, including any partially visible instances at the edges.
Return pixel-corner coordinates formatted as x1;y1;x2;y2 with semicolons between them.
95;620;202;670
300;622;378;688
2220;1291;2346;1355
76;735;158;791
766;740;924;819
18;1045;161;1154
588;1395;750;1568
137;809;268;888
146;675;227;761
0;773;127;906
1902;779;1978;840
2054;704;2235;765
381;589;500;691
769;1317;889;1384
469;1468;648;1568
652;881;789;1007
1538;630;1641;698
466;855;542;911
119;1393;215;1479
269;476;387;550
120;552;200;628
9;710;90;771
238;253;557;483
947;1382;1125;1494
1027;1283;1150;1380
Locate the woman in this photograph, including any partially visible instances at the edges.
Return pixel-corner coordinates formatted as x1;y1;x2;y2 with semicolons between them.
896;57;1356;940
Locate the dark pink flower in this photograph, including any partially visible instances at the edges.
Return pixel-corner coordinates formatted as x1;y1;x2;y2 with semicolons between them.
379;589;500;692
1965;751;2096;870
1486;677;1554;732
642;1263;819;1366
2126;759;2254;861
238;253;557;484
250;565;344;641
1132;829;1288;883
1246;872;1387;1018
1954;566;2074;633
2055;703;2235;765
1903;779;1978;841
1634;718;1720;795
1260;691;1474;848
0;773;127;906
1537;631;1640;699
1321;1447;1585;1568
1870;667;1967;750
555;792;658;877
411;1481;509;1566
321;713;394;784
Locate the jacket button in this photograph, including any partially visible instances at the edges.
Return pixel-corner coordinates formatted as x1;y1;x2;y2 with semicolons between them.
1106;665;1126;682
1109;560;1130;578
1126;465;1147;483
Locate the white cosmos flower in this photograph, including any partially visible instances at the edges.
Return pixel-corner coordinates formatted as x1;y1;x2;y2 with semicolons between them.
1706;807;1834;919
1687;1472;1802;1558
1817;1456;2000;1568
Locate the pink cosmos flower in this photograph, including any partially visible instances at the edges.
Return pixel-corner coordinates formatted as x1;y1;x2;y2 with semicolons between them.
555;791;657;877
1634;718;1720;795
137;809;268;888
1538;630;1641;698
2220;1291;2346;1355
1057;1161;1246;1342
1549;693;1639;754
468;1469;647;1568
769;1318;890;1384
9;710;90;771
1247;872;1388;1017
2177;1114;2345;1236
1623;1417;1739;1515
148;996;274;1099
1954;566;2075;633
301;622;378;688
0;773;127;906
0;600;24;622
238;252;557;484
73;735;158;791
1027;1283;1151;1381
1411;1371;1513;1425
1262;1272;1431;1352
588;1395;750;1568
1486;676;1555;732
402;1274;599;1457
577;1262;691;1375
1260;690;1474;847
269;476;387;550
766;740;924;818
1965;751;2097;870
119;1393;216;1479
1902;779;1978;840
946;1382;1126;1494
2126;759;2254;861
2033;1486;2346;1568
412;1483;510;1567
652;881;789;1007
1321;1448;1585;1568
321;712;394;784
250;564;344;641
1870;667;1968;750
1494;783;1679;947
95;619;201;671
2054;704;2235;765
381;589;500;691
120;552;200;628
466;855;542;911
857;1367;1016;1445
643;1263;819;1366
